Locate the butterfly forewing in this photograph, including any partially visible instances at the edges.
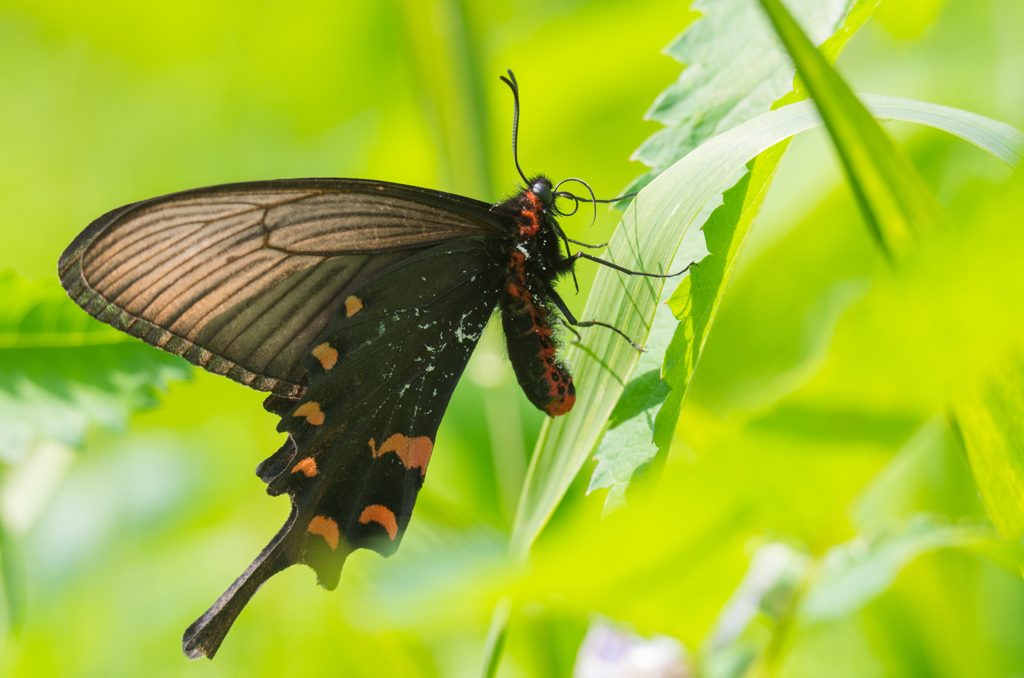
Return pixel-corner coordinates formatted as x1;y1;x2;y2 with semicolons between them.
58;179;505;397
181;235;505;659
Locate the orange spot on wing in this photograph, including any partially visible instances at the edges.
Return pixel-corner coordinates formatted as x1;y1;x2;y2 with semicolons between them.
308;515;340;549
291;457;318;477
311;342;338;370
368;434;433;475
294;401;325;425
407;437;433;471
359;505;398;540
345;295;363;317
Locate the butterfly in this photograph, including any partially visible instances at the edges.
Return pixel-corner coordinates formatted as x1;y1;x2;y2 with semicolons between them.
58;70;686;658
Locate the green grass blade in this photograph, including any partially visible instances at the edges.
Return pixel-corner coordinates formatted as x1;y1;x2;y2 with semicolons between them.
862;96;1024;167
398;0;493;199
479;597;512;678
952;353;1024;540
758;0;946;259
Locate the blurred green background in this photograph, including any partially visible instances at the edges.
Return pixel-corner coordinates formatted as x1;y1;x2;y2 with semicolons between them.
1;0;1023;676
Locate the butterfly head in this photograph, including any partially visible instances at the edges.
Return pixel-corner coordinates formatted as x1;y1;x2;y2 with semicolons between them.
530;179;554;207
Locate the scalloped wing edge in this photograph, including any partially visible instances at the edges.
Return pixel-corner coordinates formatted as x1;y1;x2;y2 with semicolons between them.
58;203;307;398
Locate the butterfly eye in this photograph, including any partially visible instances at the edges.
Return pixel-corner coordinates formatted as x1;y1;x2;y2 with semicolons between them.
532;181;554;205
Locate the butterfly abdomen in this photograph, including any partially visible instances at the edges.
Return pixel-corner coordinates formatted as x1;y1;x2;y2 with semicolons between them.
500;249;576;417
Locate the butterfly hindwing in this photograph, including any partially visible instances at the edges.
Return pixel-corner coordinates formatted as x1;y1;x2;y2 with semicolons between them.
58;179;505;398
182;235;506;659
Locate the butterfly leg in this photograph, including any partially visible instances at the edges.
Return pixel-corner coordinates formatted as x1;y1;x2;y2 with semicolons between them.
546;287;646;353
565;252;696;278
556;316;583;343
564;237;608;249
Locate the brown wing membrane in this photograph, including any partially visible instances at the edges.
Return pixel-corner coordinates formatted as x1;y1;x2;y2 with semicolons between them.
58;178;507;397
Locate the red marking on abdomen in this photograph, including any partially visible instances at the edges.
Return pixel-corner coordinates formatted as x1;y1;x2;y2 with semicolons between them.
545;387;575;416
506;250;532;302
519;192;541;240
535;325;575;416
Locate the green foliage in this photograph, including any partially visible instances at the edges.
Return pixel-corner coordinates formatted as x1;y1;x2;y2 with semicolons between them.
0;271;190;461
760;0;1024;567
591;0;870;512
953;354;1024;539
0;520;26;635
619;0;873;201
588;356;671;513
758;0;944;259
495;0;1023;673
0;270;189;635
670;514;1021;678
2;0;1024;676
577;96;1022;529
654;149;786;473
798;515;1023;623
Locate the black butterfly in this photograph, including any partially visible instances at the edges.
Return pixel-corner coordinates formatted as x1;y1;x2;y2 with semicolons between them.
58;70;685;658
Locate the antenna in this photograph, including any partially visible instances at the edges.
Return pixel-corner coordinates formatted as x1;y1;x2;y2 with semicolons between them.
499;69;530;185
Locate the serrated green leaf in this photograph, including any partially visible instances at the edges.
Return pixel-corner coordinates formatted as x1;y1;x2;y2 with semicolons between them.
0;271;191;462
587;199;714;513
621;0;874;206
591;151;787;513
799;515;1023;622
588;368;670;509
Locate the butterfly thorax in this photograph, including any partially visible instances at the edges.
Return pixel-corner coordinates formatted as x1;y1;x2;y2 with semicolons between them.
494;176;576;416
